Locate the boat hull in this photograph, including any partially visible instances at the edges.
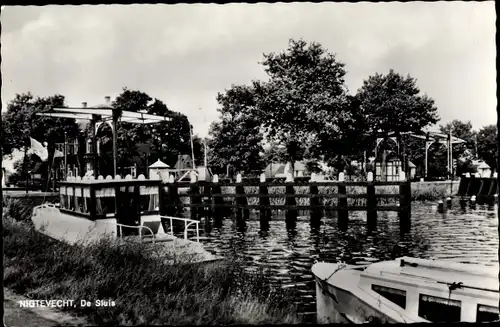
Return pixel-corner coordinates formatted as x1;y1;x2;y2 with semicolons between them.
31;204;117;245
316;277;398;324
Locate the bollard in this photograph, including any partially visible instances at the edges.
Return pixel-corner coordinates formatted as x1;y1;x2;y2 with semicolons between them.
494;194;498;205
437;200;444;213
446;197;452;209
470;195;477;208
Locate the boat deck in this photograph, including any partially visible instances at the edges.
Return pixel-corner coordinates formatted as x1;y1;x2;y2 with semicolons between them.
364;257;499;292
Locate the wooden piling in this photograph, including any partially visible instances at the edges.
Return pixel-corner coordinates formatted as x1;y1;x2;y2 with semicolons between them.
211;175;225;223
399;179;411;233
337;173;348;231
235;174;249;222
366;172;377;231
309;173;322;227
285;173;297;229
189;172;200;220
259;173;271;231
202;181;212;219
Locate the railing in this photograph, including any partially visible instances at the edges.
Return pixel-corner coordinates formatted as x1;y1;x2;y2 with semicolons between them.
32;203;58;217
116;223;156;244
160;215;200;243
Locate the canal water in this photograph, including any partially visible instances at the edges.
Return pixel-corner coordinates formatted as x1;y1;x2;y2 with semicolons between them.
194;202;498;322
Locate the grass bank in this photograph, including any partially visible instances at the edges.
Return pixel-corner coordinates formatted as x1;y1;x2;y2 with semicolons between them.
3;200;302;325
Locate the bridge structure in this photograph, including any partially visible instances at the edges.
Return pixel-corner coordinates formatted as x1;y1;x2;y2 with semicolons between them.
374;130;466;180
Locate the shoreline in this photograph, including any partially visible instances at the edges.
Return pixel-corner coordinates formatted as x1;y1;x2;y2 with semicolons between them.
2;206;302;326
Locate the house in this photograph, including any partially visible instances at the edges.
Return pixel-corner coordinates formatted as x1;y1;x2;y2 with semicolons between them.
473;160;491;177
263;161;307;178
375;158;416;181
148;159;170;180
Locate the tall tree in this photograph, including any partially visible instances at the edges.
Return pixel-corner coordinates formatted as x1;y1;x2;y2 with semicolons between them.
254;39;364;170
355;70;439;177
356;69;439;137
208;85;264;175
93;88;201;176
476;124;497;174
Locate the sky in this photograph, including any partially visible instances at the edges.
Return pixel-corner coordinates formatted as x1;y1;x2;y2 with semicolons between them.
1;2;497;138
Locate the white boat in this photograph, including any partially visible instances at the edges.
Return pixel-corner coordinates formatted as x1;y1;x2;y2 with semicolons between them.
31;174;201;247
312;257;499;323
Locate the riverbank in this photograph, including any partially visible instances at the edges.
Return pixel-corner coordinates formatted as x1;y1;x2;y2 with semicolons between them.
3;208;302;325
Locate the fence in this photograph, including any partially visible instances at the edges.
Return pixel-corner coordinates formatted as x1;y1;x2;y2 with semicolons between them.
158;171;412;233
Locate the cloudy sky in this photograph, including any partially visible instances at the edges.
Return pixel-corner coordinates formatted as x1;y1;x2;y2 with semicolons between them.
1;2;496;137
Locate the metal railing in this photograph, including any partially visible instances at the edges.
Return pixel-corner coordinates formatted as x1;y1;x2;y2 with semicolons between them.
32;203;58;217
116;223;156;244
160;215;200;242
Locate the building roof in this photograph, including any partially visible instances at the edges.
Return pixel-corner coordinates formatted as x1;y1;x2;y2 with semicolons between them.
149;159;170;169
477;161;490;169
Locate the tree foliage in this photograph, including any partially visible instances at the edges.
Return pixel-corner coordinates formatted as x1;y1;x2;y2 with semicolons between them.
95;88;202;176
254;39;365;168
2;93;80;155
476;124;497;173
208;85;264;175
2;93;80;178
356;69;439;137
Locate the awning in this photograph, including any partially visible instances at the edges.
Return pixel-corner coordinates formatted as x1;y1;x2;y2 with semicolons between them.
36;107;173;124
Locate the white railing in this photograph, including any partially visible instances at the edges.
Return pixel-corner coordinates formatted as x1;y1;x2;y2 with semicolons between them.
160;215;200;243
116;223;155;244
32;203;58;217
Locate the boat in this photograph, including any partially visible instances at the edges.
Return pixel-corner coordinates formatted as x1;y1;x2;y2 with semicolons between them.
312;257;499;323
31;173;203;249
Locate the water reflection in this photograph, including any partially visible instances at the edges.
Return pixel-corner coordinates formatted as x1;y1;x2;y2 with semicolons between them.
192;203;498;321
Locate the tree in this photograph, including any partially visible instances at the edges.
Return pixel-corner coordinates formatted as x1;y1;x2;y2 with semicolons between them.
356;69;439;137
93;88;201;176
355;70;439;178
476;124;497;174
2;93;80;182
254;39;364;170
208;85;264;175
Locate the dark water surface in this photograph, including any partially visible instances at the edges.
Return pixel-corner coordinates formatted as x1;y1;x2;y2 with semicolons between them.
193;203;498;321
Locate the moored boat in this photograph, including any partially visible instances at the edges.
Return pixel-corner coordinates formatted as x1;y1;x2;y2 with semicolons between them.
31;173;201;247
312;257;499;323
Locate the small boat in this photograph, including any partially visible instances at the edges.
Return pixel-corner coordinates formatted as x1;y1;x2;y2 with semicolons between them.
312;257;499;324
31;173;201;247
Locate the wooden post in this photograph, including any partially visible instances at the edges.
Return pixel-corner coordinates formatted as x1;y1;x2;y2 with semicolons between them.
366;172;377;231
89;186;97;220
189;171;200;221
337;172;348;231
165;175;180;216
211;175;224;224
309;173;322;227
201;179;212;219
259;173;271;231
285;173;297;229
235;173;249;221
399;172;411;233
